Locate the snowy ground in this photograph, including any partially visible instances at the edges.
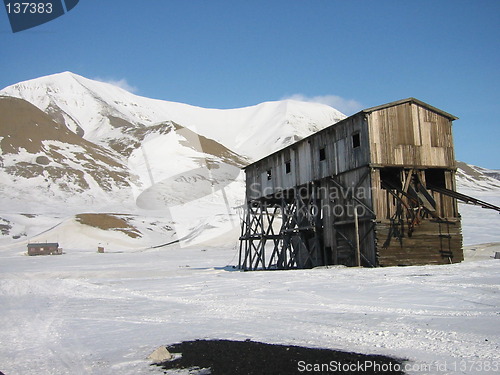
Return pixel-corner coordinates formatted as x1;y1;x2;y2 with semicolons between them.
0;241;499;374
0;189;499;374
458;187;500;246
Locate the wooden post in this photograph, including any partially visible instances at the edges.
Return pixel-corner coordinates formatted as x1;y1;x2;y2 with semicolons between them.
354;208;361;267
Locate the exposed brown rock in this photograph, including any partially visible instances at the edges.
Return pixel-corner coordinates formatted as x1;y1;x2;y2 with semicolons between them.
0;96;130;191
75;213;142;238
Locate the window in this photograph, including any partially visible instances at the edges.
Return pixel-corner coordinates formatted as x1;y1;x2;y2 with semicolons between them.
425;169;446;189
380;167;402;190
285;161;291;174
319;148;326;161
267;169;272;180
352;133;360;148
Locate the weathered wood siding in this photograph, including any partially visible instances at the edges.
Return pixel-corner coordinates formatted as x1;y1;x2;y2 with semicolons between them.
319;167;376;266
245;113;370;200
376;219;463;266
27;243;61;256
368;102;456;168
371;168;459;220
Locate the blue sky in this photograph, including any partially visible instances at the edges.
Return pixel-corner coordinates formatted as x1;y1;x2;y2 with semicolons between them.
1;0;499;168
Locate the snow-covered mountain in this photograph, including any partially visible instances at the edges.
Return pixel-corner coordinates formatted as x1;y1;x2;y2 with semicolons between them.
456;161;500;191
455;162;500;245
0;72;346;249
1;72;345;161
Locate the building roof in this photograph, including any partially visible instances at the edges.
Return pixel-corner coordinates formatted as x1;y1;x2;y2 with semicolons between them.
243;97;458;170
27;243;59;247
362;97;458;121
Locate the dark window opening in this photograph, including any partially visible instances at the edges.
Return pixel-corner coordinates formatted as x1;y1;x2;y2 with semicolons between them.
352;133;361;148
319;148;326;161
267;169;272;180
425;169;447;189
380;167;402;190
285;161;291;174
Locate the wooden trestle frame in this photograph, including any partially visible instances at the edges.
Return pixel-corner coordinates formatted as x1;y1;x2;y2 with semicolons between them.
238;177;378;271
239;184;324;271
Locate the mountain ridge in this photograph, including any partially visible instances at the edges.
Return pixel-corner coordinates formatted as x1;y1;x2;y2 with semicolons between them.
0;71;346;161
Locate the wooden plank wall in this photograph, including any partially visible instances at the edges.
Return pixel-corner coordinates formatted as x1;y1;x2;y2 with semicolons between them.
370;168;459;220
246;100;457;201
368;102;456;168
319;167;377;266
376;219;463;266
370;164;463;266
245;113;370;200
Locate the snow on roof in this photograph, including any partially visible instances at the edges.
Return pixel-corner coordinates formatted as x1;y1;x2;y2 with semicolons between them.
27;242;59;247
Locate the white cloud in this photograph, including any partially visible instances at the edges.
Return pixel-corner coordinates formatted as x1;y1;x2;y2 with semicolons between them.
94;77;137;93
283;94;363;115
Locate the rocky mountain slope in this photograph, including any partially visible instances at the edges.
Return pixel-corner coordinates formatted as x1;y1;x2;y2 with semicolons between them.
456;161;500;190
0;96;131;208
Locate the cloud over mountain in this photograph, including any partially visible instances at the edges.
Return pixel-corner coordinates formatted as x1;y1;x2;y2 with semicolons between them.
283;93;363;115
93;77;138;93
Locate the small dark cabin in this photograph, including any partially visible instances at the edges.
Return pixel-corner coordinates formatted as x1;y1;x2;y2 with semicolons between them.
27;242;61;256
239;98;465;270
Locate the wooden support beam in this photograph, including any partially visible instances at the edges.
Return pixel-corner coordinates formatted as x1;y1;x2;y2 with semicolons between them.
354;208;361;267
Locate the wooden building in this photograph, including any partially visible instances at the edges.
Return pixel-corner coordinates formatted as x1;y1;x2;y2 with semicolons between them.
27;242;61;256
239;98;465;270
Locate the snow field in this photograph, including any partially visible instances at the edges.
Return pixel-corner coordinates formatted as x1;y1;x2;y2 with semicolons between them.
0;243;499;375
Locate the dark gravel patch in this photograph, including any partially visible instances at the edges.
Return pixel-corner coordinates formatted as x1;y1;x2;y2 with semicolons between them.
155;339;406;374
